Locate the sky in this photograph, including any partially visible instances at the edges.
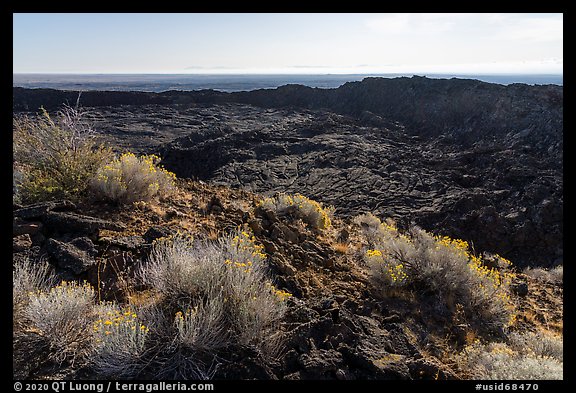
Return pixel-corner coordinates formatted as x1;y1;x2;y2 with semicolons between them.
13;13;563;75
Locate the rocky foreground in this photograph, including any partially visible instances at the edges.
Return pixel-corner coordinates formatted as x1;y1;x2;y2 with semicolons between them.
13;76;563;268
12;180;563;379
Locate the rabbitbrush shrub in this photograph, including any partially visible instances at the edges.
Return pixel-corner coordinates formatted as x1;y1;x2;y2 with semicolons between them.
18;281;96;367
459;331;563;379
91;152;176;204
138;229;289;378
357;213;517;330
13;258;54;325
258;193;334;231
90;303;150;378
13;106;113;203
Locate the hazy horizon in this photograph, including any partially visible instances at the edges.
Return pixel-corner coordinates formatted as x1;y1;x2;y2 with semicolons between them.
12;73;563;94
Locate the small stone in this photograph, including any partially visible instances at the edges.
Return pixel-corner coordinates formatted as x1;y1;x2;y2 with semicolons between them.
44;211;125;235
100;235;146;250
257;207;278;223
143;226;175;243
207;195;224;214
337;228;350;242
335;369;348;380
165;207;182;220
248;219;264;235
260;238;279;254
46;237;97;274
70;236;98;254
271;255;297;276
382;314;401;324
297;349;344;375
14;200;76;219
271;222;299;243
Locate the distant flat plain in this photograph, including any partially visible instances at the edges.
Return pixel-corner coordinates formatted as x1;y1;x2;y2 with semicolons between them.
13;73;563;93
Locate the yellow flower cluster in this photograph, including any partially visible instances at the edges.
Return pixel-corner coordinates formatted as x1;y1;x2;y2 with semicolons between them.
231;230;267;260
274;288;293;301
32;280;95;298
225;259;253;273
488;343;516;356
96;163;123;186
469;255;516;325
469;255;511;286
141;154;160;174
380;221;398;233
435;235;470;257
384;263;408;284
174;308;204;338
93;308;149;337
495;254;513;266
174;308;198;323
376;219;412;243
366;249;383;258
266;282;293;301
365;249;408;286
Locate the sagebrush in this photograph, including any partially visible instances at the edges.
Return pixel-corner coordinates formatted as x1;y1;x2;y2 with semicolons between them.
13;258;54;323
140;230;288;349
524;265;563;284
15;280;96;372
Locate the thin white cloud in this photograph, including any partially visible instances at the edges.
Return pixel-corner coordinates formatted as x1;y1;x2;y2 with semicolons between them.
364;13;562;43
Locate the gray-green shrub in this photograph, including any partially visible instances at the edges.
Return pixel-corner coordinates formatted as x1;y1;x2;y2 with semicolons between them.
524;265;563;284
20;281;96;366
257;193;334;231
356;214;516;330
138;229;289;378
460;332;563;380
13;106;113;203
90;302;150;378
90;152;176;204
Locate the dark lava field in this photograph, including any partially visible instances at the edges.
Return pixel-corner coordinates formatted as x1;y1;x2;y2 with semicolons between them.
13;76;563;268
